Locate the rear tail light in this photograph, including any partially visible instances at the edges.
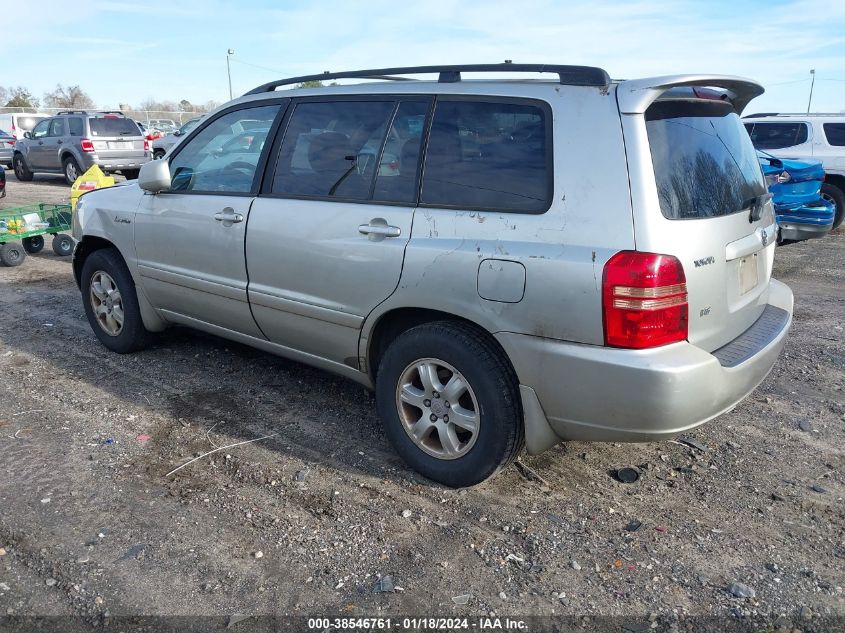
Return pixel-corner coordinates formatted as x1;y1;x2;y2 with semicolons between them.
80;138;95;153
602;251;688;349
144;139;150;151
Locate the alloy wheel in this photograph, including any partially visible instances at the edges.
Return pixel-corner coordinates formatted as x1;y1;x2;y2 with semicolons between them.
89;271;125;336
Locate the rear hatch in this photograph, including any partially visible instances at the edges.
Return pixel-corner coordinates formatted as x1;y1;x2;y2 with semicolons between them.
640;97;776;352
88;116;146;159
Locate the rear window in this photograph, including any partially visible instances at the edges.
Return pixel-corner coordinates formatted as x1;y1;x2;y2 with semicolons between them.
823;123;845;146
0;129;11;139
88;117;140;137
420;99;551;213
746;122;808;149
647;100;767;220
15;116;47;132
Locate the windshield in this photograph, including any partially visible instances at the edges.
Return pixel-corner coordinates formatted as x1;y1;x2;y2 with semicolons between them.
646;100;766;220
89;117;141;137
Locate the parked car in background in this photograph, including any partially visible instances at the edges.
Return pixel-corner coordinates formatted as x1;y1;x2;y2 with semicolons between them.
147;119;177;133
72;65;793;487
0;164;6;198
758;151;834;243
13;111;150;185
152;117;203;159
0;113;50;141
744;113;845;229
0;129;15;167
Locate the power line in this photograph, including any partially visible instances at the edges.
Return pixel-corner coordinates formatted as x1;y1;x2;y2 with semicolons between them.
229;58;287;76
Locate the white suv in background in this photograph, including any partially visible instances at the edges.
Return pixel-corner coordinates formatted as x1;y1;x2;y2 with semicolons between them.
743;113;845;228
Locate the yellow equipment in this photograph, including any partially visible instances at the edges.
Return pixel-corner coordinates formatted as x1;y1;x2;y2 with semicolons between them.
71;165;115;211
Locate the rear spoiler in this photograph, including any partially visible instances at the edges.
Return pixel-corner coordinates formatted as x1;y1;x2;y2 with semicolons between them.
616;75;764;115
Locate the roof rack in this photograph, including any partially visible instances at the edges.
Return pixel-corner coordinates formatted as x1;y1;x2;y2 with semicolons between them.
245;63;611;95
744;112;845;118
56;110;126;116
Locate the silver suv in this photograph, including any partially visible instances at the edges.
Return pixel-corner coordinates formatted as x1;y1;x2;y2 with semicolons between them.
71;64;793;487
13;111;150;184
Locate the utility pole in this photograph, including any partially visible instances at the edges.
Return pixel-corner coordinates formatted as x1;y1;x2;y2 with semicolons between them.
807;69;815;113
227;49;235;100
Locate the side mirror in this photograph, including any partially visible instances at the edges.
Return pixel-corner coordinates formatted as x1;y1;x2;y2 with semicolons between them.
138;160;171;193
23;131;32;139
173;130;182;137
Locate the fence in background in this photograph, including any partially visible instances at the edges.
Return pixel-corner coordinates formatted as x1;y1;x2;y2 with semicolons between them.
0;107;202;126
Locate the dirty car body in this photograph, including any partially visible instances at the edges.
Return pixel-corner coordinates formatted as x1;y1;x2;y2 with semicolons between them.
758;151;834;242
71;65;793;487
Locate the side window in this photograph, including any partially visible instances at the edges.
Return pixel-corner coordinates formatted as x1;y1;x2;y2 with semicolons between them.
744;123;754;135
748;122;808;150
420;100;551;213
272;100;396;199
68;118;84;137
31;120;50;140
168;104;281;194
49;119;66;137
372;101;429;203
823;123;845;146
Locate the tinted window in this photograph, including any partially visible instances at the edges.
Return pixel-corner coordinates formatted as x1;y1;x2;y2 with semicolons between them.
88;117;141;137
647;100;767;220
68;117;83;136
49;119;66;137
169;104;280;194
372;101;429;203
747;122;808;149
420;100;550;212
823;123;845;146
272;100;395;199
16;116;47;132
31;120;50;139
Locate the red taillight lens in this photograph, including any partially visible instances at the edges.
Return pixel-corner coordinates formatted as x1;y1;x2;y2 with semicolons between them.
80;138;95;153
602;251;688;349
143;139;150;151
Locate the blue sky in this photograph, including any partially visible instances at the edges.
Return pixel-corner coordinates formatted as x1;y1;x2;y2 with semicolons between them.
7;0;845;113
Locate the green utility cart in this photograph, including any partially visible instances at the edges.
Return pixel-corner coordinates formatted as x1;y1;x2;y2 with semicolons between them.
0;203;74;267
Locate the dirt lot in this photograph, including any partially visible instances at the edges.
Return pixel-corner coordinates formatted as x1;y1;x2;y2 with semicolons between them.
0;171;843;631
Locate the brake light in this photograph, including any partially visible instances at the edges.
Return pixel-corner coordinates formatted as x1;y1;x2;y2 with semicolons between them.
602;251;688;349
80;138;95;153
144;139;150;151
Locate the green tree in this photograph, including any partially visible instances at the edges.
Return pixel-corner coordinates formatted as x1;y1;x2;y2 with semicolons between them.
4;87;39;109
179;99;193;112
295;80;324;89
43;84;95;109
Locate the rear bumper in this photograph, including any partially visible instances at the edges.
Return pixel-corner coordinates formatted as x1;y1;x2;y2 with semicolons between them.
497;279;793;445
82;153;150;172
776;199;835;241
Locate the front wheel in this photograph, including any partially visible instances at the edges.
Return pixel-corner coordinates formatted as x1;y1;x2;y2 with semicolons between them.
80;248;150;354
375;321;524;487
13;154;33;181
153;149;166;160
122;169;140;180
52;234;74;257
821;182;845;230
22;235;45;253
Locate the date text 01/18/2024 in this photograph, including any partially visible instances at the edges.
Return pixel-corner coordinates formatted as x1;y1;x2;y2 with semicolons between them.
306;617;529;630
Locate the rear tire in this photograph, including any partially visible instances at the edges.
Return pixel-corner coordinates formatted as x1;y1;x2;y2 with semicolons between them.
13;154;33;181
821;182;845;230
63;156;81;185
153;149;166;160
22;235;45;253
0;242;27;267
122;169;140;180
375;321;524;487
52;234;74;257
80;248;150;353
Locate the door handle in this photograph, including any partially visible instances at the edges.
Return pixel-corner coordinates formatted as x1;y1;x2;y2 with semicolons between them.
358;220;401;239
213;208;244;225
57;140;63;145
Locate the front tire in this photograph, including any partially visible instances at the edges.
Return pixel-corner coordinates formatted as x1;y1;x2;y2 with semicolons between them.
51;234;74;257
0;242;27;267
13;154;33;181
153;150;166;160
22;235;45;253
821;182;845;230
376;321;524;487
80;248;150;353
63;156;82;185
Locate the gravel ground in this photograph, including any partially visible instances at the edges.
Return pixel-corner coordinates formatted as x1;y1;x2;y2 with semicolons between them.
0;171;843;631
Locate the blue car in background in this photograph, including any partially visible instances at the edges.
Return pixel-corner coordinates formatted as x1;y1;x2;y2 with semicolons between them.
758;151;834;243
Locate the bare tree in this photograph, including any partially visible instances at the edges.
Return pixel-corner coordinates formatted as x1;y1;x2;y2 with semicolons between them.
43;84;95;109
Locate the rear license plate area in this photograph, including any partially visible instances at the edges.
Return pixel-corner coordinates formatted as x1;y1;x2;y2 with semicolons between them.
108;141;132;150
739;254;758;295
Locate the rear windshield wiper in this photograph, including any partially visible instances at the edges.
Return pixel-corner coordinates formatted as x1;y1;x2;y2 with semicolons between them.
743;192;773;223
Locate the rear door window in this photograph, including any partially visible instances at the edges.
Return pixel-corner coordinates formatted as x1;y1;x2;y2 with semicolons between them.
372;100;430;203
272;100;396;200
647;100;767;220
49;119;66;137
68;118;83;136
88;117;141;137
823;123;845;146
746;122;808;149
420;99;551;213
